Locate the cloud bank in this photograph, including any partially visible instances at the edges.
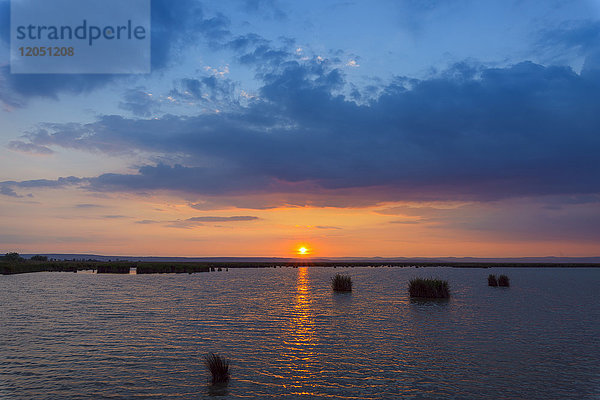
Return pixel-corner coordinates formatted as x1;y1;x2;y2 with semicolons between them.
6;58;600;207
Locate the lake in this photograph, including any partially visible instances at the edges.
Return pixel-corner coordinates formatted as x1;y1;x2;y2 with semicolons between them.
1;267;599;399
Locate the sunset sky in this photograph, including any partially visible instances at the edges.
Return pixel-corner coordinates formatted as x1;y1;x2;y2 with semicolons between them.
1;0;600;257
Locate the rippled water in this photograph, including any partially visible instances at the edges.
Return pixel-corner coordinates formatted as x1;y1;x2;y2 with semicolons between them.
1;267;599;399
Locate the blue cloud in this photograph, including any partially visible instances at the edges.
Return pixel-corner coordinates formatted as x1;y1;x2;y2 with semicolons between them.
118;87;160;117
2;176;83;188
0;186;22;197
7;57;599;207
538;20;600;55
0;0;223;105
170;76;237;105
7;140;54;155
227;33;269;51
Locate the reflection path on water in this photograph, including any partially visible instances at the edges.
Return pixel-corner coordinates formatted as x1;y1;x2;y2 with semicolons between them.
283;267;317;392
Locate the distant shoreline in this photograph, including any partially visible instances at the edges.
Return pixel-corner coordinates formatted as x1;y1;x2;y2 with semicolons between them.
2;259;599;275
14;253;600;264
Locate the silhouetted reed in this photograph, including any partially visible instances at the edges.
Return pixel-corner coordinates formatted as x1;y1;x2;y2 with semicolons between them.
96;264;130;274
498;274;510;287
136;264;210;274
204;353;230;384
488;274;498;286
408;278;449;299
331;273;352;292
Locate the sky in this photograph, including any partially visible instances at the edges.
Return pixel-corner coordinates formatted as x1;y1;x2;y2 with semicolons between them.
1;0;600;258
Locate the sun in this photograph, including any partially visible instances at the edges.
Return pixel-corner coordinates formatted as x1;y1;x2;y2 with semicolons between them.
296;245;312;256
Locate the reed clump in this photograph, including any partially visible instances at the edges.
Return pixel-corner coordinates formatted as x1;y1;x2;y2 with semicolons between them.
136;264;210;274
204;353;230;384
331;273;353;292
96;264;130;274
488;274;498;286
498;274;510;287
408;278;450;299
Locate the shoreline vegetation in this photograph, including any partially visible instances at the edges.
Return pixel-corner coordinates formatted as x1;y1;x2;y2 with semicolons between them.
488;274;510;287
1;253;599;275
204;353;230;384
331;273;353;292
498;274;510;287
408;278;450;299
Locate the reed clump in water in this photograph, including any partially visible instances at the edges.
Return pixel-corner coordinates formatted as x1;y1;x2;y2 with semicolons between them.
408;278;450;299
498;274;510;287
488;274;498;286
331;273;353;292
136;264;210;274
204;353;230;384
96;264;130;274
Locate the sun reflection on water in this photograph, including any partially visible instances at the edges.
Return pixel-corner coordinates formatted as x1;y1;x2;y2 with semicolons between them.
282;267;317;390
292;267;314;345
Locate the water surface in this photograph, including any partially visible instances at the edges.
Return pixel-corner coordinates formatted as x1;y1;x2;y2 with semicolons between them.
1;267;599;399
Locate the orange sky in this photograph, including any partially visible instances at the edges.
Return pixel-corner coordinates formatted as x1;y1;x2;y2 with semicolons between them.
1;187;597;257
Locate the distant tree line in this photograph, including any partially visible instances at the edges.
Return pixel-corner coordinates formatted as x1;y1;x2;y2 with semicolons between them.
1;253;48;262
2;252;24;262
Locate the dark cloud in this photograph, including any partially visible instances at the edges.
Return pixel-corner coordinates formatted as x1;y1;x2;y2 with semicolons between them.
197;13;231;44
0;0;223;106
6;58;600;207
238;44;291;67
227;33;269;51
0;65;117;106
88;164;273;196
0;0;7;46
149;0;204;69
0;186;22;198
170;76;237;106
537;20;600;77
118;87;160;117
1;176;82;188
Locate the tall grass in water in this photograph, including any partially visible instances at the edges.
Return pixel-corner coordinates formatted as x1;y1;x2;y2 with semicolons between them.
488;274;498;286
96;264;130;274
408;278;450;299
204;353;230;384
498;275;510;287
331;273;353;292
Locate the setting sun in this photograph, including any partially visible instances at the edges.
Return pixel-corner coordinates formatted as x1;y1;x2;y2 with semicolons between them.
297;246;311;256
